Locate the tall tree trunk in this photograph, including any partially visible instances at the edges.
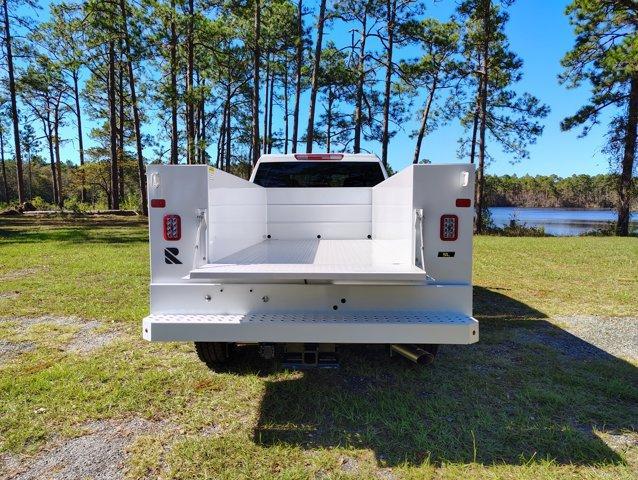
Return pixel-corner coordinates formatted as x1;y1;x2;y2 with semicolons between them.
268;71;274;153
119;165;125;201
262;54;270;154
0;128;8;202
200;78;206;164
469;98;479;165
251;0;261;166
284;64;289;154
217;101;226;169
292;0;303;154
72;70;86;202
53;102;64;207
219;81;231;170
26;153;32;200
194;70;200;163
109;41;120;210
225;92;231;170
305;0;327;152
353;12;368;154
326;88;333;153
118;52;125;201
217;102;228;170
42;117;58;205
170;0;178;164
120;0;148;215
215;115;226;169
381;0;395;168
469;53;482;166
412;77;437;164
53;120;64;208
616;75;638;236
186;0;195;164
2;0;24;203
475;0;490;234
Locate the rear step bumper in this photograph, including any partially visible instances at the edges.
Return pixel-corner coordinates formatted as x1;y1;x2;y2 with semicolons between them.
142;312;478;344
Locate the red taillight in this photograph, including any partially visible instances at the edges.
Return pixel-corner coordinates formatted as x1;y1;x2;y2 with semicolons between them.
440;215;458;241
294;153;343;161
455;198;472;208
150;199;166;208
163;215;181;241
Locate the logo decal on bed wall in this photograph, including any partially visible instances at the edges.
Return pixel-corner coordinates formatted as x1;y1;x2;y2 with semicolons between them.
164;248;182;264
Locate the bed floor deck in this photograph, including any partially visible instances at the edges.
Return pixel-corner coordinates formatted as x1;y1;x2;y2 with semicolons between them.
189;239;426;282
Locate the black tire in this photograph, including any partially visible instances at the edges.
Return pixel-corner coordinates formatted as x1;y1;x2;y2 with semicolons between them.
195;342;235;369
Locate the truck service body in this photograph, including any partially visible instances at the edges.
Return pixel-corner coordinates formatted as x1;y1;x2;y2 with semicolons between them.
142;154;478;366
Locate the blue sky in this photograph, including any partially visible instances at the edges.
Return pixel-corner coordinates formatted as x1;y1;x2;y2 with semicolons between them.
39;0;615;177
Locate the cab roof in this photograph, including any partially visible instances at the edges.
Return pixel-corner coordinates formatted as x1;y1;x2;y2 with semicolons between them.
256;153;382;163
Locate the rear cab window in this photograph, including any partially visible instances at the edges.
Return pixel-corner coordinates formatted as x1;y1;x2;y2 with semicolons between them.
253;161;386;188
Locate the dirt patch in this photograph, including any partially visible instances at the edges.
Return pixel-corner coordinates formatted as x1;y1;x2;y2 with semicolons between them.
5;418;164;480
0;315;81;328
64;321;121;354
0;316;120;354
200;423;223;437
376;468;398;480
0;340;35;363
339;456;359;472
0;267;43;281
0;291;20;300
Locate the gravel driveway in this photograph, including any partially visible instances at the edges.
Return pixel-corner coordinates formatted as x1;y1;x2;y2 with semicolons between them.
551;316;638;361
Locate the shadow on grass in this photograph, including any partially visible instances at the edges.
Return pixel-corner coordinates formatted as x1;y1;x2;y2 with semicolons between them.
474;286;547;319
0;216;148;244
250;294;636;467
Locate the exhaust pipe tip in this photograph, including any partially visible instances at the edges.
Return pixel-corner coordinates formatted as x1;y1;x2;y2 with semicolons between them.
391;344;437;365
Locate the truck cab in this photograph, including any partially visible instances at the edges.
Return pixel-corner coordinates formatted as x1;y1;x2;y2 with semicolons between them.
249;153;387;187
142;154;478;367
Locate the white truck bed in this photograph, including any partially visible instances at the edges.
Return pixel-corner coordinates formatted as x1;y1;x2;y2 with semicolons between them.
144;161;478;348
189;239;426;282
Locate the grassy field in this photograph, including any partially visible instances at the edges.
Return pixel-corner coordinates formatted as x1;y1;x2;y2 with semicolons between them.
0;216;636;479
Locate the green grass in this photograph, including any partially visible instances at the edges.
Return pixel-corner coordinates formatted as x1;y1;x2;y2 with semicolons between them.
0;217;636;479
474;236;638;318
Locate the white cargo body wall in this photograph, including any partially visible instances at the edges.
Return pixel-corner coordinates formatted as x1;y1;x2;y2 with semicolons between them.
207;169;267;262
371;165;415;267
267;188;372;240
372;164;474;282
415;165;474;284
147;165;208;283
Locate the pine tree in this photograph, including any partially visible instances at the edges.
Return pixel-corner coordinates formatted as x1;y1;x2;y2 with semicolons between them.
304;0;327;152
0;110;8;202
560;0;638;236
252;0;261;165
17;56;69;206
398;18;462;165
315;42;355;152
1;0;37;204
458;0;549;233
119;0;147;215
36;4;88;202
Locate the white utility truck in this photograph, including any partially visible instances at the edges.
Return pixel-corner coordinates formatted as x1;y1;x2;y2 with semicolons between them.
142;154;478;367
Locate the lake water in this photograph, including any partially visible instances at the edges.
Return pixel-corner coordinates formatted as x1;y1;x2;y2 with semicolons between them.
489;207;638;236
